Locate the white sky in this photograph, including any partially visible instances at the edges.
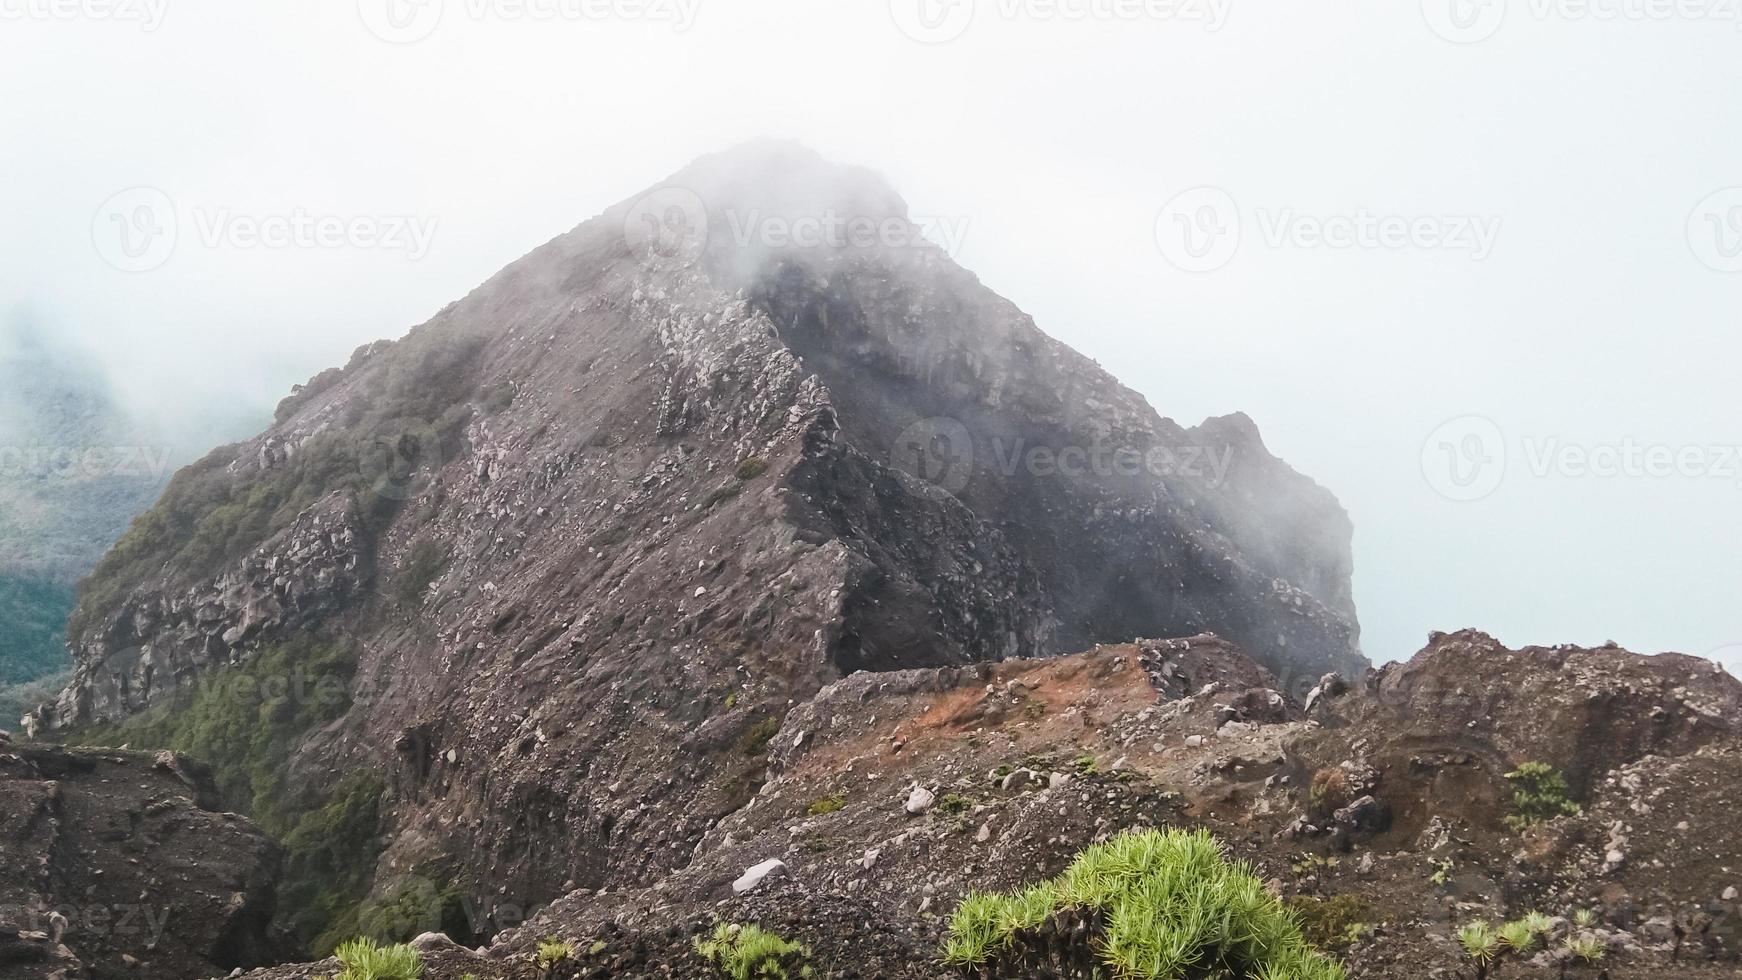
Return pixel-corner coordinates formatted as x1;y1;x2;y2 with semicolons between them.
2;0;1737;667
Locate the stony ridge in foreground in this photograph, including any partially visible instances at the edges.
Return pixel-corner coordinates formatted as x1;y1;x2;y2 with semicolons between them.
229;630;1740;979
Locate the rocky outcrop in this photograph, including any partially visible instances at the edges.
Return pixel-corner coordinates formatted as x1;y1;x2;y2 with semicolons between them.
0;738;280;979
227;630;1739;979
46;142;1365;927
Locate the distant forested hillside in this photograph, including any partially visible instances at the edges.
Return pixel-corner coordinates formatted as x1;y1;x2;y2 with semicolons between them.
0;574;73;685
0;317;174;691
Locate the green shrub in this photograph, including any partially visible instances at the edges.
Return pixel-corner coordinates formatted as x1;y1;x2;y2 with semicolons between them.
806;795;846;816
737;716;782;756
395;538;448;608
1565;935;1605;963
734;457;769;480
333;936;423;980
694;923;810;980
535;937;574;973
935;793;972;815
941;828;1346;979
1286;894;1374;951
1497;919;1537;954
1504;762;1579;832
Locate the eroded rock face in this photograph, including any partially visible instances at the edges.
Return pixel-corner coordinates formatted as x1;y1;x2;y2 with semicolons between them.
0;742;279;979
45;142;1363;921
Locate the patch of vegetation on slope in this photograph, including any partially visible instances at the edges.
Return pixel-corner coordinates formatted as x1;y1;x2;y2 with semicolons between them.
64;636;393;951
69;332;490;638
942;828;1347;979
0;575;74;685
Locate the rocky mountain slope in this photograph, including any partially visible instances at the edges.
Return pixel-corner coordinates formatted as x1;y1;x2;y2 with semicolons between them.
36;143;1364;946
229;631;1741;979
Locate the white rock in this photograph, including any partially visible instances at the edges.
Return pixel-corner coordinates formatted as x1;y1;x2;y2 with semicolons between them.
904;785;936;814
732;858;788;894
975;823;992;843
1185;735;1205;749
411;932;459;951
1724;886;1739;901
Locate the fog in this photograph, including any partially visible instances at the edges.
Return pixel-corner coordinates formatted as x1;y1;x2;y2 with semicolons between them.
1;1;1736;667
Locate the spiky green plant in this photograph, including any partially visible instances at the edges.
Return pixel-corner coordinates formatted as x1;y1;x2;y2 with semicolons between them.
1565;935;1605;963
333;937;423;980
535;938;574;973
1498;919;1538;954
695;923;809;980
1521;911;1555;937
1458;921;1501;979
1571;908;1598;929
941;828;1346;979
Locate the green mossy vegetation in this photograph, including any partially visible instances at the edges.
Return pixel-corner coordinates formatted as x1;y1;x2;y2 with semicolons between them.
806;794;846;816
64;636;402;953
942;828;1347;980
71;333;491;639
1286;894;1374;951
332;936;424;980
695;923;812;980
